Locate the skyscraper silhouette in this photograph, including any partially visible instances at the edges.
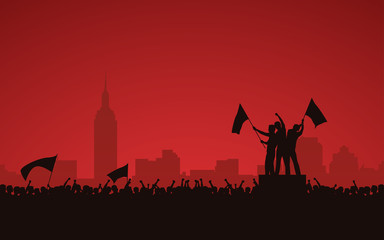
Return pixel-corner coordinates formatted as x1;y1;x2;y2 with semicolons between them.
94;76;117;181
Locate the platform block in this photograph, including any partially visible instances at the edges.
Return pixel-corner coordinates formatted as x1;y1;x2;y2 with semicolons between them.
258;175;307;196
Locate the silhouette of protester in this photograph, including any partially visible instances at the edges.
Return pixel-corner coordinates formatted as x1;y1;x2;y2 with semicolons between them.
274;113;289;175
286;119;304;175
253;124;277;175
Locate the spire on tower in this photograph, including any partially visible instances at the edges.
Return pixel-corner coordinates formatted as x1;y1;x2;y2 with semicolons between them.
102;73;110;108
104;72;107;91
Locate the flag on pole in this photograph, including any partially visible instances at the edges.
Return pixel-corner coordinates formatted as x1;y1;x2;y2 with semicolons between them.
305;99;327;127
232;104;249;134
107;164;128;183
20;155;57;181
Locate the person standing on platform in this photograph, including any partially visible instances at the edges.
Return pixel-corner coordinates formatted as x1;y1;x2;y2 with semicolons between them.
286;119;304;175
253;124;278;175
274;113;289;175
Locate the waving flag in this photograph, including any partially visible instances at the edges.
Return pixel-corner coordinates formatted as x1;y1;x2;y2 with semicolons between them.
232;104;249;134
107;164;128;183
21;155;57;180
305;99;327;127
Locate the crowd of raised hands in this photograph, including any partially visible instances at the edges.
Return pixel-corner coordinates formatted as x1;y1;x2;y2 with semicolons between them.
0;177;383;201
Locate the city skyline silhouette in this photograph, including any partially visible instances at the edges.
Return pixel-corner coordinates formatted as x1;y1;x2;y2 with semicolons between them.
0;79;382;187
0;75;381;189
14;80;384;187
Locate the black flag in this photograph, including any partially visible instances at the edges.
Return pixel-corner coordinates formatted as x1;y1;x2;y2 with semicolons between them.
107;164;128;183
305;99;327;127
21;155;57;180
232;104;249;134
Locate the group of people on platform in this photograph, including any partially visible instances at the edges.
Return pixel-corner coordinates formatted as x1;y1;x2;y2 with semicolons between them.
253;113;304;176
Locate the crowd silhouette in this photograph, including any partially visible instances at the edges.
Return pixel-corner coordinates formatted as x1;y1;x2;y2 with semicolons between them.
1;177;383;201
1;177;383;238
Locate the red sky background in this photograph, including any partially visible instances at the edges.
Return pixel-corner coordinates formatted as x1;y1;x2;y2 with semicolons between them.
0;0;383;179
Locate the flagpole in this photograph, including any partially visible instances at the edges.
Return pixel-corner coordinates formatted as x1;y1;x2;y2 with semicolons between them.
48;170;53;186
247;118;266;149
48;154;57;187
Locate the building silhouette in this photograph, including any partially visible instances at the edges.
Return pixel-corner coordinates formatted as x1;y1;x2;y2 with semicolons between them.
215;159;239;177
296;137;326;179
0;165;23;186
329;145;359;185
94;78;117;181
379;161;384;174
134;150;180;185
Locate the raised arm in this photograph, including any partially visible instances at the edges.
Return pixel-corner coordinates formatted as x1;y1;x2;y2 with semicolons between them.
252;178;259;187
200;178;204;187
169;180;175;189
298;119;304;135
252;127;270;137
194;180;200;188
224;179;233;189
103;179;110;190
275;113;285;130
184;180;190;188
63;178;71;187
151;179;160;189
124;178;132;189
239;180;244;189
139;180;146;189
353;180;358;189
209;180;215;189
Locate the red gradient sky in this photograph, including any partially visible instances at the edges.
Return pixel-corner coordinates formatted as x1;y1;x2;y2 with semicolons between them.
0;0;383;178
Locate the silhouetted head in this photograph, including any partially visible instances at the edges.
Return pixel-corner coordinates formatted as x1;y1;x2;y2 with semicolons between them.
14;187;20;196
274;121;281;130
0;184;5;194
344;188;350;195
293;124;300;131
41;187;48;194
268;125;275;133
336;187;344;194
6;185;13;193
378;184;384;194
93;187;99;194
371;185;378;194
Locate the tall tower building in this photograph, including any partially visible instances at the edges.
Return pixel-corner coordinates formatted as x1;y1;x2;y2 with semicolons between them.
94;77;117;181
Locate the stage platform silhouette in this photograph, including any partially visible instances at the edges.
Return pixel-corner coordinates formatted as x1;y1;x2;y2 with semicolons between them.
259;174;306;196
